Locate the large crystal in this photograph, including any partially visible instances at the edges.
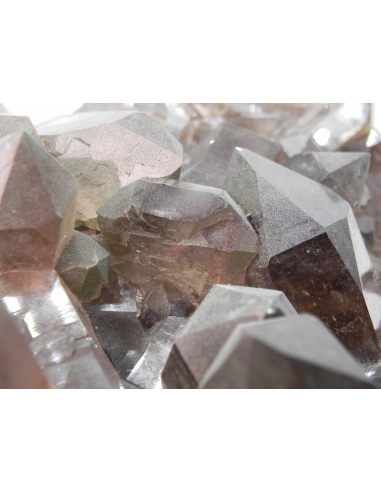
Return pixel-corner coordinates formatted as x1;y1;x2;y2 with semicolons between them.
75;103;132;112
200;314;373;389
0;270;121;389
56;231;110;302
162;285;297;389
86;301;148;379
0;104;10;115
284;152;370;211
224;148;381;363
97;178;259;305
128;316;187;389
37;111;183;229
180;122;285;188
139;283;195;329
0;115;41;144
0;131;78;272
0;301;51;389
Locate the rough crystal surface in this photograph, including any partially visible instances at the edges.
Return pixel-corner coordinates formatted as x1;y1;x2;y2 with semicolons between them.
86;301;148;379
97;178;259;305
0;115;41;144
162;285;297;389
139;283;195;329
284;152;370;211
128;316;187;389
0;301;51;389
224;148;381;363
37;111;183;229
0;270;121;389
180;122;285;188
56;231;110;302
201;314;373;389
0;131;78;272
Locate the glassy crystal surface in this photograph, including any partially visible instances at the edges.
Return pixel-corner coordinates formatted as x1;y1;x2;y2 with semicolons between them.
284;152;370;211
224;148;381;363
0;301;51;389
0;115;41;144
180;122;285;188
97;178;259;305
128;316;187;389
0;131;78;272
139;284;195;329
56;231;110;302
86;301;148;379
201;314;373;389
75;103;132;112
37;111;183;229
1;270;121;389
162;285;297;389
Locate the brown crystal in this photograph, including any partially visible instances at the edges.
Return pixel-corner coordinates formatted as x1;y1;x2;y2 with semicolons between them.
0;131;78;272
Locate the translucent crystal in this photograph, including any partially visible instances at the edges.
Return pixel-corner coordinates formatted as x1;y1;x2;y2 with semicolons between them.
162;285;297;389
128;316;187;389
0;270;121;389
0;131;78;272
200;314;373;389
180;122;285;188
97;178;259;305
75;103;132;112
0;301;51;389
284;152;370;211
56;231;110;302
0;115;41;144
37;111;183;229
224;149;381;363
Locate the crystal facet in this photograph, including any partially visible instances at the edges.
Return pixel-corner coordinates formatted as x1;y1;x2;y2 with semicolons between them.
180;122;285;188
37;111;183;229
0;131;78;272
224;149;381;363
200;314;373;389
128;316;187;389
56;231;110;302
0;270;121;389
97;178;259;305
284;152;370;211
162;285;297;389
0;115;41;144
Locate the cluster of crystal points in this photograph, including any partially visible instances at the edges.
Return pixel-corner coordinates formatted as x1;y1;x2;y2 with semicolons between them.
1;102;381;389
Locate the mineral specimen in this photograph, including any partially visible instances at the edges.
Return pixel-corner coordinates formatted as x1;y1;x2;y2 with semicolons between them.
162;285;297;389
139;284;195;329
180;122;285;188
75;103;132;112
0;301;51;389
97;178;259;305
224;148;381;363
0;270;121;389
284;152;370;211
56;231;110;302
0;131;78;272
128;316;187;389
37;111;183;229
86;301;148;379
200;314;373;389
0;104;9;115
0;115;41;144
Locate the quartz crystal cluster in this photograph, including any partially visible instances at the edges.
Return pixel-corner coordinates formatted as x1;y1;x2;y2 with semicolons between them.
1;102;381;389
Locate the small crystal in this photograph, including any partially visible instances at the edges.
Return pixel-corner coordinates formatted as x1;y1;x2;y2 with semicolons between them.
200;314;373;389
128;316;187;389
56;231;110;302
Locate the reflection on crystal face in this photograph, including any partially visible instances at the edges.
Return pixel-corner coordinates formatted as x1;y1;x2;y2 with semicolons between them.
224;148;381;363
37;111;183;229
1;270;121;388
97;178;259;305
200;315;373;389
